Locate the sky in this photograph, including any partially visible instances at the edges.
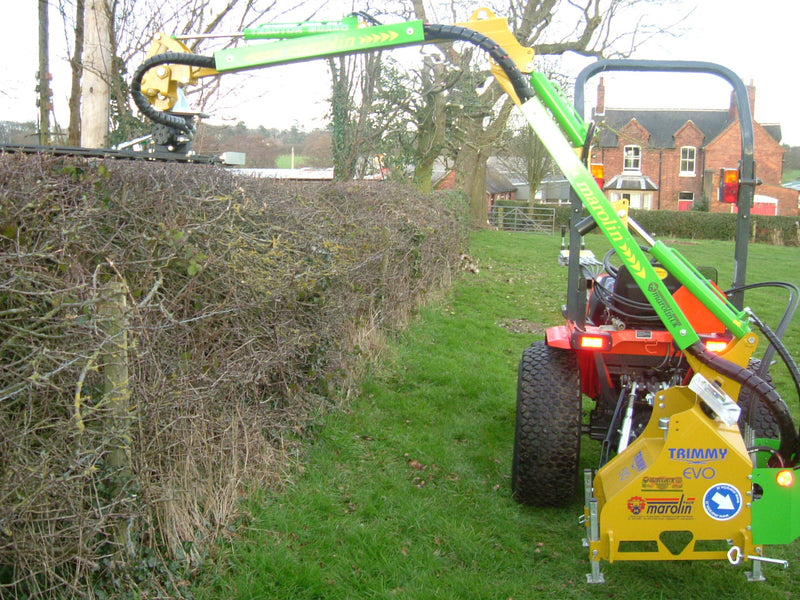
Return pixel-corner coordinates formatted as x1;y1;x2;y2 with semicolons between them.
569;0;800;145
1;0;799;145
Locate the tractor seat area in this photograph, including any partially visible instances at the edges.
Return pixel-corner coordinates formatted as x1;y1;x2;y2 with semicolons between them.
587;264;683;330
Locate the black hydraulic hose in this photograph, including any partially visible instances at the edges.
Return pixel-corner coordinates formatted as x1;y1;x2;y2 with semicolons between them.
747;310;800;416
726;281;800;378
687;341;799;462
422;24;535;104
130;51;217;133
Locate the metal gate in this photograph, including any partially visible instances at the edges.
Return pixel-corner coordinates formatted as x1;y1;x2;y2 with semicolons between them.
488;204;555;233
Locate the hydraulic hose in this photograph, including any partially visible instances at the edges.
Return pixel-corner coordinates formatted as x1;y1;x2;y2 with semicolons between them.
422;24;535;104
727;282;800;379
130;51;217;133
687;341;799;463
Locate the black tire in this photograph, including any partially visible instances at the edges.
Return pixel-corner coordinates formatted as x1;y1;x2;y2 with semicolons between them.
512;341;582;507
739;359;783;441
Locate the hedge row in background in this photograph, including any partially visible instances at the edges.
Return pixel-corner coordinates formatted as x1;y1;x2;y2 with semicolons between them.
546;204;800;246
0;154;467;599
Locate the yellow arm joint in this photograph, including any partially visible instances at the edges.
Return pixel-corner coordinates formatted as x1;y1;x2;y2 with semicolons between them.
457;8;535;105
141;33;219;111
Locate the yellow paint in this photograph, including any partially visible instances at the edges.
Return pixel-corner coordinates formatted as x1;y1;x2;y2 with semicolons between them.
458;8;536;106
589;336;760;565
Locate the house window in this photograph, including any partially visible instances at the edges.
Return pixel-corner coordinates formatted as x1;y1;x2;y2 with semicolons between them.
678;192;694;211
623;145;641;172
616;191;653;210
680;147;696;176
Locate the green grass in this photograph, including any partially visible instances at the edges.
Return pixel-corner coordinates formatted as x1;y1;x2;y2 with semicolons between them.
197;231;800;599
275;154;313;169
783;168;800;183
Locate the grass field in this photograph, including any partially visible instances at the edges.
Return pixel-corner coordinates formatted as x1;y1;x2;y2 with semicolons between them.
275;154;313;169
197;230;800;599
783;168;800;183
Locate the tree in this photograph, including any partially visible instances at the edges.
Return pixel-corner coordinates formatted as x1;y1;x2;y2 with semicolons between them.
81;0;113;148
38;0;53;145
328;49;387;181
497;121;554;205
402;0;689;226
67;0;85;145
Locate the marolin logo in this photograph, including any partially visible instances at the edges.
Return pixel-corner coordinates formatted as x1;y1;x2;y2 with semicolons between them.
627;495;696;517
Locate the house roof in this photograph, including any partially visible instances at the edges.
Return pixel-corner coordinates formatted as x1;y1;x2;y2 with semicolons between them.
604;174;659;191
596;108;731;148
763;124;783;142
596;108;784;149
486;168;517;194
784;180;800;192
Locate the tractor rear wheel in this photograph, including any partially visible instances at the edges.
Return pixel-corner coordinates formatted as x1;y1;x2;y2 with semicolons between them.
512;341;582;506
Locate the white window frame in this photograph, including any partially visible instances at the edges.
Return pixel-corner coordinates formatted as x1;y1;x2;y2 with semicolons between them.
613;191;653;210
623;145;641;172
680;146;696;176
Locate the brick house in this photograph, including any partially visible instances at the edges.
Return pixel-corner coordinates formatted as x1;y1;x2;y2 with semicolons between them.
590;78;798;216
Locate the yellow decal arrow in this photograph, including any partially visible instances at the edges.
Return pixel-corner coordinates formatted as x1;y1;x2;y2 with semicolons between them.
619;243;647;279
359;31;399;45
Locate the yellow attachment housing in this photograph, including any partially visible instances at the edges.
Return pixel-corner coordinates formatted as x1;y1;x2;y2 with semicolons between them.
141;33;219;111
589;334;761;566
458;8;535;105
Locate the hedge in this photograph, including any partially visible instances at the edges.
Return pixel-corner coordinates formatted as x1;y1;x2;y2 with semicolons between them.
542;204;800;246
0;154;467;599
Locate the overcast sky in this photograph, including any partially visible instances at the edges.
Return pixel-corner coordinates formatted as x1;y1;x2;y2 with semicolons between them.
1;1;798;145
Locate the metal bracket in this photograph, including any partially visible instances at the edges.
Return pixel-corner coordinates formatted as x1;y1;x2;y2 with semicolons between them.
728;545;788;581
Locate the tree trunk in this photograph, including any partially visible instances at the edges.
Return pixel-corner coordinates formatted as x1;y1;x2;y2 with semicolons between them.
412;59;448;193
37;0;51;145
81;0;113;148
68;0;85;146
99;278;134;556
455;143;489;227
329;56;355;181
453;96;514;228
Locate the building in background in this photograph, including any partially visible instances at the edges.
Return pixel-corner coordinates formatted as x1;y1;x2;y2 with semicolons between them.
591;78;798;216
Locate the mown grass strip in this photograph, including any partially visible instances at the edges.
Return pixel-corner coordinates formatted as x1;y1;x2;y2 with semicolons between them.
199;230;800;599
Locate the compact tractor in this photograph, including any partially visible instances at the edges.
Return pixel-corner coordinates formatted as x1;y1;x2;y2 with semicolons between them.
130;8;800;582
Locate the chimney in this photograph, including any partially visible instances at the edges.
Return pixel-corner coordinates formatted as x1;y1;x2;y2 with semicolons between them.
728;80;756;122
593;77;606;117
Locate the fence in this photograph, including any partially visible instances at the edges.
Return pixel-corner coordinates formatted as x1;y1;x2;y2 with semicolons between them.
488;204;556;233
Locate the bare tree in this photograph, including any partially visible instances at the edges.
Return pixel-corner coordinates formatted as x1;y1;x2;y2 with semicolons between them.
497;120;554;204
81;0;113;148
405;0;689;226
38;0;53;145
328;50;385;181
67;0;85;145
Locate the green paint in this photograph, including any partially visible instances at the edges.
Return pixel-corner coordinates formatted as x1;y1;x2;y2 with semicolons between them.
243;16;359;40
752;467;800;545
215;22;425;72
649;241;750;337
529;72;589;147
